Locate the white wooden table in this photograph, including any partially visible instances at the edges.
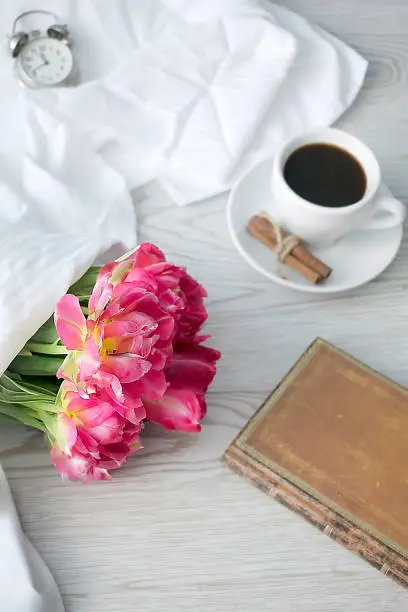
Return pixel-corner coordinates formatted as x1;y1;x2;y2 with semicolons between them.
2;1;408;610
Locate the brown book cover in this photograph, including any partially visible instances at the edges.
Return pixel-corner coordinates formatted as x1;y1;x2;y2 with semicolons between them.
223;338;408;588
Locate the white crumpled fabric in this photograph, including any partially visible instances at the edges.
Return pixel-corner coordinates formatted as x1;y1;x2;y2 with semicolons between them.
0;2;367;610
0;0;367;376
0;466;64;612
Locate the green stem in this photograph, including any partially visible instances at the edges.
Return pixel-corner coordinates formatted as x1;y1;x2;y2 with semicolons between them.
25;342;68;356
116;247;138;262
8;355;65;377
18;348;33;356
0;403;47;432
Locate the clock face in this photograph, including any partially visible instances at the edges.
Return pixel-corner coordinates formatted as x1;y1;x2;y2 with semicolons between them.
19;38;73;86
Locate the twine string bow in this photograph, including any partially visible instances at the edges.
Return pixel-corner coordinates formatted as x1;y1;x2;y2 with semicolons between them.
259;211;299;278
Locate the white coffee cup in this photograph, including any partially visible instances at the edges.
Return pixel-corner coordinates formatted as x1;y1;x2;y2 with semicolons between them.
271;128;406;245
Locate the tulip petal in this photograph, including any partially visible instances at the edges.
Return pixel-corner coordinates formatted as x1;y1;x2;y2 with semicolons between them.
109;259;134;286
102;354;152;383
155;316;175;345
123;268;158;292
103;313;157;340
89;414;125;445
77;402;116;428
78;336;100;381
144;262;184;286
149;348;167;371
112;392;146;424
121;335;156;359
102;285;152;320
132;243;166;268
55;413;78;455
89;274;114;318
196;393;207;420
57;353;76;381
75;429;99;454
90;371;123;401
98;442;133;467
51;448;111;482
143;388;202;432
159;289;185;313
125;368;168;401
165;343;221;392
180;273;208;298
54;295;87;350
92;468;112;481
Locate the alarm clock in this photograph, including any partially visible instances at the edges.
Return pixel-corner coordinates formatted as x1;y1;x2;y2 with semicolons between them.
8;10;77;88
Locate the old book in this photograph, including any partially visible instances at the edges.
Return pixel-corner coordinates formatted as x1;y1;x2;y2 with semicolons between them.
223;338;408;588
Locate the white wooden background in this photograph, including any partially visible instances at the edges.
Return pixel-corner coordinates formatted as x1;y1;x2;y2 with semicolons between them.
2;0;408;610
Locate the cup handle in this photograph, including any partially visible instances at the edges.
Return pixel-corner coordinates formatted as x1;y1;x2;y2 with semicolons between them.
363;195;406;231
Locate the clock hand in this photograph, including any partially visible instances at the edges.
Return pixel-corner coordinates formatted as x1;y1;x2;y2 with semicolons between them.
32;61;47;76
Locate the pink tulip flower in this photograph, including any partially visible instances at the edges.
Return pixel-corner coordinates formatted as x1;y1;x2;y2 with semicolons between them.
52;243;220;480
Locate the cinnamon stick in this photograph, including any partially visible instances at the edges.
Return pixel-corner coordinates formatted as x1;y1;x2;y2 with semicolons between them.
247;215;328;285
258;214;332;279
279;225;331;280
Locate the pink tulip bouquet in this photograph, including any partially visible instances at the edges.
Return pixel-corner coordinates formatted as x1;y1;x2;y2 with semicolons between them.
0;243;220;481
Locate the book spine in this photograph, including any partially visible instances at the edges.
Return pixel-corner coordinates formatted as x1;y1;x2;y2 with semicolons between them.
223;444;408;589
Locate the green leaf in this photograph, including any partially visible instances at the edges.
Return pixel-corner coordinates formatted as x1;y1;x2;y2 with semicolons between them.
69;267;100;296
29;317;59;345
2;373;58;396
0;373;41;395
8;355;65;377
7;371;23;381
16;376;60;395
0;375;58;411
0;402;47;432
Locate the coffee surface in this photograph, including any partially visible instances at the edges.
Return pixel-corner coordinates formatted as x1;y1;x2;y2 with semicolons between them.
283;143;366;208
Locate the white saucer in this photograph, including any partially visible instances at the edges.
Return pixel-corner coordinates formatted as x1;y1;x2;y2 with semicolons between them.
227;157;404;294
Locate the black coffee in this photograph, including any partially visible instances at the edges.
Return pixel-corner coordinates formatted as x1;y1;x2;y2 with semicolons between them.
283;143;366;208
